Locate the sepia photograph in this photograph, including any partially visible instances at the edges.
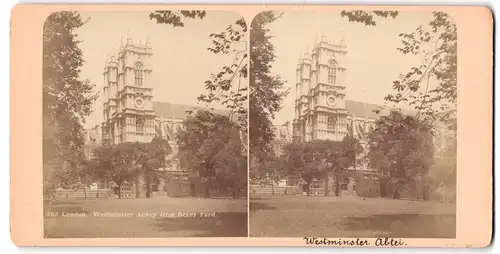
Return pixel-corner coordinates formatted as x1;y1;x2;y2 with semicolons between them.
9;4;494;247
42;10;248;238
249;10;457;238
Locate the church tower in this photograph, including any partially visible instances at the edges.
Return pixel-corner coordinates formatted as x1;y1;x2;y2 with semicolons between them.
101;36;156;144
293;36;348;142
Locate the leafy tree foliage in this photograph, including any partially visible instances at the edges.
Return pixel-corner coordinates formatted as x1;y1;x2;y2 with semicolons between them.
43;11;97;197
150;12;250;198
343;11;457;201
249;11;290;171
367;111;435;199
151;12;286;180
212;128;248;198
282;137;362;196
324;137;363;196
200;18;248;129
135;138;172;198
91;138;171;198
150;11;248;146
250;154;288;195
140;137;172;170
176;110;247;198
92;143;136;199
392;12;457;130
149;12;290;190
342;11;457;130
341;11;398;26
149;11;206;27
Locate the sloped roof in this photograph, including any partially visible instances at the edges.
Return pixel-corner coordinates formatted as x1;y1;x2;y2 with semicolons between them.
153;101;231;119
153;100;415;122
345;100;416;119
153;102;193;119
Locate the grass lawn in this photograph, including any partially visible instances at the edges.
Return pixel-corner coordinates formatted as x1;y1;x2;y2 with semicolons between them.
250;195;456;238
44;197;247;238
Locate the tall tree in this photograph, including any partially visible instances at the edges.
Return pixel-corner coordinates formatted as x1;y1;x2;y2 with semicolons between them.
90;139;171;199
176;110;246;198
343;11;457;199
281;139;359;196
390;12;457;130
367;111;435;199
324;137;363;197
281;142;318;196
150;11;249;151
212;127;248;198
249;11;290;173
251;154;287;195
43;11;97;197
198;18;248;131
134;138;172;198
282;138;361;197
92;143;140;199
342;11;457;130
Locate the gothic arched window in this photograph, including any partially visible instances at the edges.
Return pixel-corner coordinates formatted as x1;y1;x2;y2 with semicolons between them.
328;60;337;84
327;116;336;130
135;63;143;87
136;117;145;135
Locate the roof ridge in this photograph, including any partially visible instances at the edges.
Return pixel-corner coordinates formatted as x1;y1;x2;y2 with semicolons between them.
152;101;233;120
345;99;382;107
152;101;193;108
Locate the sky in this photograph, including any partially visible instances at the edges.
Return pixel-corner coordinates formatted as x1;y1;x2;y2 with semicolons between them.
76;11;245;129
265;11;437;125
75;11;440;129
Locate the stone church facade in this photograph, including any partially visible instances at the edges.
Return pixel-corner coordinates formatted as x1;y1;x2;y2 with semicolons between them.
279;37;452;198
100;37;157;145
99;37;230;149
288;37;414;197
88;37;228;198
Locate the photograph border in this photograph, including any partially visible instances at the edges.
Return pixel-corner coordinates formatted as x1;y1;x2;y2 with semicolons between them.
10;4;493;247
